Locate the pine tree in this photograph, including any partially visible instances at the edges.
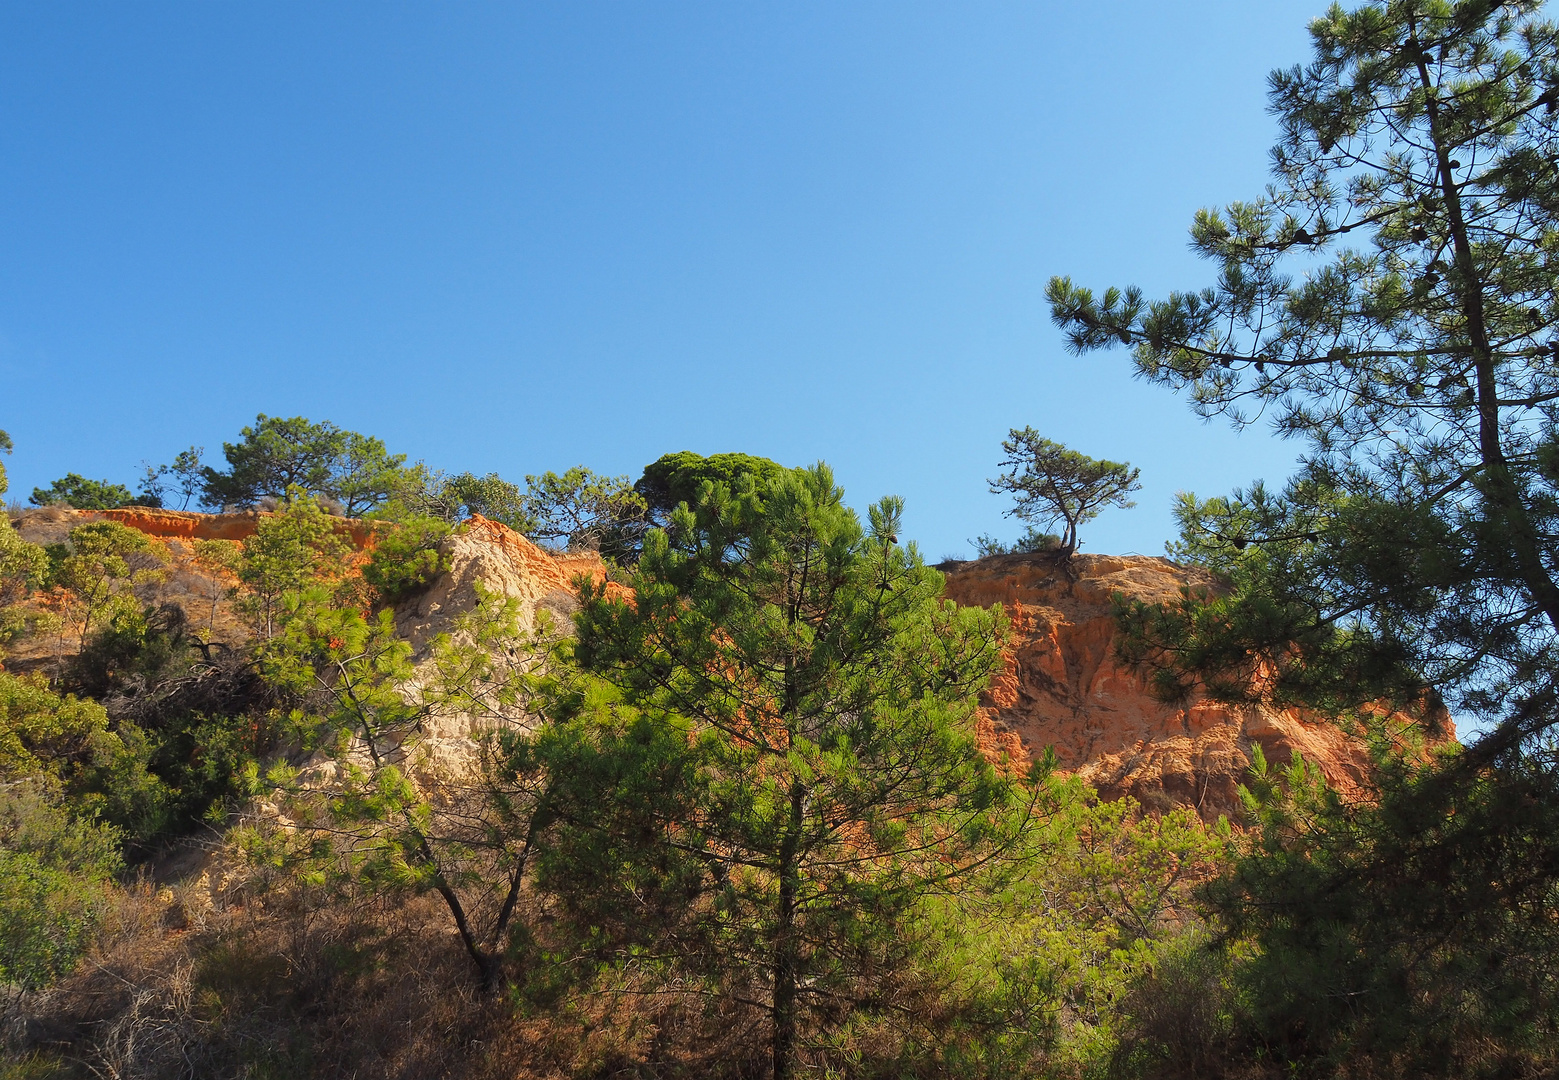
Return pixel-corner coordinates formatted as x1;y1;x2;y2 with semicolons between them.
988;429;1140;557
1047;3;1559;1070
1049;0;1559;739
568;464;1044;1080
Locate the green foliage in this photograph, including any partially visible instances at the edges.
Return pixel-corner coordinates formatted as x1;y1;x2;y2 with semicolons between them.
138;445;205;510
71;597;271;844
0;520;49;603
987;429;1140;556
520;466;648;556
567;462;1042;1080
0;672;170;842
69;601;193;699
970;795;1226;1075
1120;479;1451;715
189;537;242;634
1197;742;1559;1076
969;527;1063;559
1047;5;1559;1072
1047;0;1559;736
249;585;555;990
361;514;454;603
0;427;11;496
28;473;148;510
201;414;412;516
49;521;168;650
384;466;651;557
0;672;120;785
0;516;51;653
634;450;789;520
413;470;537;533
0;783;121;991
743;789;1229;1077
233;490;352;638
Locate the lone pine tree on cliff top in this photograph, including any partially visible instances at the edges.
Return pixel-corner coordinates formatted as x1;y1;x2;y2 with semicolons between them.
988;429;1141;557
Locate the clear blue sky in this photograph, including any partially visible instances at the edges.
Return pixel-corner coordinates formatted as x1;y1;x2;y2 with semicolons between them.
1;1;1324;558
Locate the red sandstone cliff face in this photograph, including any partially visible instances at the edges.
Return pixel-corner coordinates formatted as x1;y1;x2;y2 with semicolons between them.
941;551;1453;819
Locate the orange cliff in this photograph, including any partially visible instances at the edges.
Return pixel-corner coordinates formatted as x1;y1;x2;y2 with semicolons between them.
941;551;1455;820
96;507;384;547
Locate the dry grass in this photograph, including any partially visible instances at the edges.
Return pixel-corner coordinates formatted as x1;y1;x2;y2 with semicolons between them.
2;860;773;1080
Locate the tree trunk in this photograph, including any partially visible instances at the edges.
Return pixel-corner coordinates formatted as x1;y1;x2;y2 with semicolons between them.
1413;30;1559;638
772;783;804;1080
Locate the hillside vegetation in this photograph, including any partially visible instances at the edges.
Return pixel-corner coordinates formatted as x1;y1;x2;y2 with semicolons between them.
9;1;1559;1076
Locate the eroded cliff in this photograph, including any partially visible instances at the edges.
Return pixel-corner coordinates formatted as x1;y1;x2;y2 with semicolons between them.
12;505;1447;816
942;551;1453;818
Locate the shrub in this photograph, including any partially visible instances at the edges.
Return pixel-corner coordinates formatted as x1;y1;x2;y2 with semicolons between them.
970;528;1063;558
0;784;122;991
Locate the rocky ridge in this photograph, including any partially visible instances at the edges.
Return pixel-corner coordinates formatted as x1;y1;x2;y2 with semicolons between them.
10;507;1446;815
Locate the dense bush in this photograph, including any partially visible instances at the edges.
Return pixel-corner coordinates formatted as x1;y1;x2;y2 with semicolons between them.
28;473;152;510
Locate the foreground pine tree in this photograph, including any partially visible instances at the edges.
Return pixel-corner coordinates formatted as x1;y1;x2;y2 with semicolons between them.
569;464;1044;1080
1050;0;1559;735
1048;2;1559;1072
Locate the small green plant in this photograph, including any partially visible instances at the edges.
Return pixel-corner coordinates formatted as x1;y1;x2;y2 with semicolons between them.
970;527;1063;558
233;490;352;638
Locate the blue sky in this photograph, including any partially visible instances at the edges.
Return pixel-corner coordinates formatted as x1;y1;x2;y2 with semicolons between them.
1;1;1323;558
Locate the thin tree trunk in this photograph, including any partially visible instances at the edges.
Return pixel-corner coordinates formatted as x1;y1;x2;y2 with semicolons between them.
347;675;502;993
1413;29;1559;638
772;782;804;1080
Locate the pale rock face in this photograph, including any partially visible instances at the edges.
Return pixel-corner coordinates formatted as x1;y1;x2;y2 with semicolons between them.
392;514;607;658
385;516;615;771
942;552;1454;819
